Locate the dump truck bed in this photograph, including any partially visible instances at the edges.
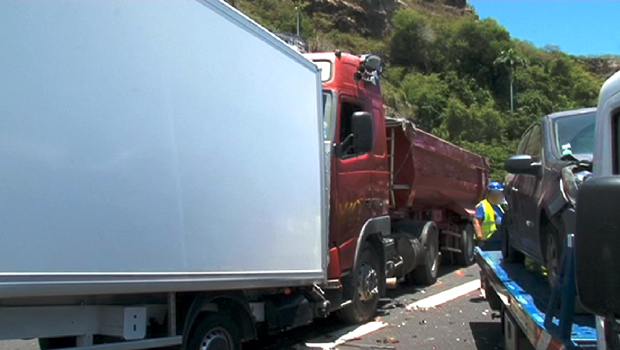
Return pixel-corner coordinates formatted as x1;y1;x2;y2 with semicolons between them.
476;249;597;349
386;118;488;216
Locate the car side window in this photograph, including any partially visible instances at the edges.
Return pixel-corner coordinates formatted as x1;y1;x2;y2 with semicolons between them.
517;128;532;154
524;124;543;159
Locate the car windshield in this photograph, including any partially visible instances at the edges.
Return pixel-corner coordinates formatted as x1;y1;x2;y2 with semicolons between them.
553;112;596;157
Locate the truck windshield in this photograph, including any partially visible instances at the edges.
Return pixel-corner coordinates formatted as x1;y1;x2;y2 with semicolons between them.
323;92;334;140
554;112;596;156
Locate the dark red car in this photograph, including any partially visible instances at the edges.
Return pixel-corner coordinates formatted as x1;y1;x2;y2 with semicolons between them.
502;108;595;287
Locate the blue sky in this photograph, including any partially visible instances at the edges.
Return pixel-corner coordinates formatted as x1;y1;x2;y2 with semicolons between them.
467;0;620;56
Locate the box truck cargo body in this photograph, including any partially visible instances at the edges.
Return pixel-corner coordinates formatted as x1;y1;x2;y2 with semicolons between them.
0;1;326;348
0;0;327;294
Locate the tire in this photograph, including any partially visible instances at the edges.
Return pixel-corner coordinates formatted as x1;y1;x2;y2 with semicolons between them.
412;223;440;286
543;223;562;289
337;245;381;324
39;337;76;350
456;222;475;266
501;215;524;263
542;224;589;314
186;313;241;350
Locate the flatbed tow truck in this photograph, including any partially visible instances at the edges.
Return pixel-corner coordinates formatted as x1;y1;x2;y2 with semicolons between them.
476;249;597;349
476;70;620;350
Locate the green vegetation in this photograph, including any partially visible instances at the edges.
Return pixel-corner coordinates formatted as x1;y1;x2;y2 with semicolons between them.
236;0;603;181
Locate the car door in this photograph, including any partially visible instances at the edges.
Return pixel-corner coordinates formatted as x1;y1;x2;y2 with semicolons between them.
506;127;532;251
333;96;374;272
518;123;544;257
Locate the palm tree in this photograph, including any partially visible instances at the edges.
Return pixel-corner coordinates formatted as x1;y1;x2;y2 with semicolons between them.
494;48;527;112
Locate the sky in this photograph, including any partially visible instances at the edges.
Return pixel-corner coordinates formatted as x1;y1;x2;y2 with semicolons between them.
467;0;620;56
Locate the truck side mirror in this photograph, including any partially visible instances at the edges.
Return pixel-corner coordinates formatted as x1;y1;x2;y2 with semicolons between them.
505;155;541;176
575;176;620;317
351;111;374;154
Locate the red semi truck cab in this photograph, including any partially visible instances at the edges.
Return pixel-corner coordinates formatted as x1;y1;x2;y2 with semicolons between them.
307;52;390;278
304;51;489;324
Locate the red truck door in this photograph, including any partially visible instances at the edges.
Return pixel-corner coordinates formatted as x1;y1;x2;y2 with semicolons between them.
370;104;389;217
333;95;374;272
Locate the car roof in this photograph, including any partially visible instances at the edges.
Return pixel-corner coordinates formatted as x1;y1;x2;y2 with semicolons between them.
546;107;597;120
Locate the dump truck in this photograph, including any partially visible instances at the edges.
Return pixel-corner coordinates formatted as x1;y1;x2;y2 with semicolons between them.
0;1;488;349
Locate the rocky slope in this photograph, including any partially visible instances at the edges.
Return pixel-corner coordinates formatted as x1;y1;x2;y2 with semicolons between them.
573;56;620;80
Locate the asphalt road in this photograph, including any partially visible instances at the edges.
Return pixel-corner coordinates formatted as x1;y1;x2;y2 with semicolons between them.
255;263;503;350
0;263;503;350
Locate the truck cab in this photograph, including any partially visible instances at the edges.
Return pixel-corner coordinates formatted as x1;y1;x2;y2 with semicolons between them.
303;51;487;324
593;71;620;177
305;52;390;281
575;70;620;349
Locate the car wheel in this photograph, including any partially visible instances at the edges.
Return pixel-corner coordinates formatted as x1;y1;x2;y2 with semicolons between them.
501;215;524;263
544;224;562;289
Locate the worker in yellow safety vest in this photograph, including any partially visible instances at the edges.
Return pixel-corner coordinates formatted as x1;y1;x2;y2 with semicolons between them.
473;181;505;249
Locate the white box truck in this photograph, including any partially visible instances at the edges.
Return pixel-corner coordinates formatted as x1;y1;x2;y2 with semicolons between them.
0;0;326;349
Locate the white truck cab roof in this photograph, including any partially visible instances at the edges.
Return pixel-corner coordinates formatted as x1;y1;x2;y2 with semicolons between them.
594;71;620;176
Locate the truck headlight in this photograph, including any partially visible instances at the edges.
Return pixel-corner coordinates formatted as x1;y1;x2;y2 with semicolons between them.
561;167;592;207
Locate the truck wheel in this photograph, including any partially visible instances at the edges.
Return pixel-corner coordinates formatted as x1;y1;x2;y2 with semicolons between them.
412;223;440;286
501;216;524;263
337;245;380;324
186;313;241;350
38;337;76;350
456;222;475;266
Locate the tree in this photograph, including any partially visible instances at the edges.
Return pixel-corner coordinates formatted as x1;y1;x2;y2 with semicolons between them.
494;48;527;112
390;10;431;68
401;72;449;131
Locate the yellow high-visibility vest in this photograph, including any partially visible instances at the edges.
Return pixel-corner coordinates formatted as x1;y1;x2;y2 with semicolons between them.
479;199;503;240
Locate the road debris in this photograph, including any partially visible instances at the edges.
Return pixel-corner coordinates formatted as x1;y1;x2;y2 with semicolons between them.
376;337;400;344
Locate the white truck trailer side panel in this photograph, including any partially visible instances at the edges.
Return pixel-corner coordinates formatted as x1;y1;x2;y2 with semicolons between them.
0;0;326;297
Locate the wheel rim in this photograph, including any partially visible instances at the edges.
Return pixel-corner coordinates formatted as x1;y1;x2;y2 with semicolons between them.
546;235;559;285
357;261;378;303
199;327;234;350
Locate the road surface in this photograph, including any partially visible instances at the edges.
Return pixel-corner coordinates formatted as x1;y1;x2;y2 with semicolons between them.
254;262;502;350
0;263;501;350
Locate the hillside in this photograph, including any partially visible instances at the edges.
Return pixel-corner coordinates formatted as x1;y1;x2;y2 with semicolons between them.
233;0;608;181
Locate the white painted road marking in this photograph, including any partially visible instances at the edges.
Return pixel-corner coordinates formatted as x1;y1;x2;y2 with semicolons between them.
305;321;388;349
305;279;481;349
407;279;481;310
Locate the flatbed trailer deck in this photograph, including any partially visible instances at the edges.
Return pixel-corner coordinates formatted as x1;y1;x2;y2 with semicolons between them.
476;248;597;349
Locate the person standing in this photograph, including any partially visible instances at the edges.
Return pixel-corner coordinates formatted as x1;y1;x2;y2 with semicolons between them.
473;181;505;250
